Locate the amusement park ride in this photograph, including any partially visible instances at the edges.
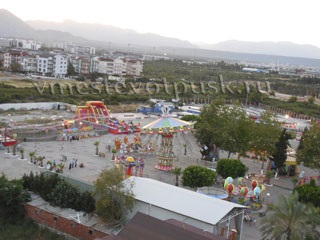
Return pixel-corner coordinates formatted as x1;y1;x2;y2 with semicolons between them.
73;101;140;134
141;106;194;171
0;133;17;148
0;128;17;149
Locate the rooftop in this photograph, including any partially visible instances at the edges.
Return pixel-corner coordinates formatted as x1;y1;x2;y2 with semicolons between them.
123;176;246;226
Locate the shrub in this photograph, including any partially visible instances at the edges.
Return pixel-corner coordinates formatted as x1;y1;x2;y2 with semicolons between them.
182;165;216;188
293;181;320;208
21;172;95;213
216;158;247;179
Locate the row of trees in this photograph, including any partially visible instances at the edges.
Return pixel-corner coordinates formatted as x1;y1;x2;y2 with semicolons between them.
22;172;95;213
195;101;281;162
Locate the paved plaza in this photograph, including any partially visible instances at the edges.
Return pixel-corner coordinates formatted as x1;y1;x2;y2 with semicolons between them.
0;110;318;239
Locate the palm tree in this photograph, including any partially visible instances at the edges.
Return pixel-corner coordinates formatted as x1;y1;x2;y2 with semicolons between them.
306;206;320;240
183;144;187;155
19;147;25;160
111;148;117;160
94;141;100;156
29;151;35;163
260;192;312;240
171;167;182;186
12;144;16;156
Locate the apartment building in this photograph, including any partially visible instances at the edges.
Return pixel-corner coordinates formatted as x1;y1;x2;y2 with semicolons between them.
92;57;143;77
1;37;143;78
63;44;95;55
79;57;90;75
93;57;114;75
69;56;91;75
10;39;41;50
53;55;68;78
126;59;143;76
37;55;52;75
2;50;24;71
21;54;38;72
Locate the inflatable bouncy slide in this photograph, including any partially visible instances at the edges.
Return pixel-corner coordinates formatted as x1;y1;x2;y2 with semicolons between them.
75;101;140;134
75;101;109;125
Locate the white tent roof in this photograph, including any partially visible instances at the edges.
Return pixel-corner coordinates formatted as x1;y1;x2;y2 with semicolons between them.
124;176;246;226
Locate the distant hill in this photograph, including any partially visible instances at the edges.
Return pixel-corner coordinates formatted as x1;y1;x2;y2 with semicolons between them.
27;19;195;49
0;9;87;44
2;9;320;67
0;9;34;38
196;40;320;60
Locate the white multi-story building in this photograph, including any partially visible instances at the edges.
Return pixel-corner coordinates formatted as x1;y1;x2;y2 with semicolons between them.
3;52;11;70
0;38;11;47
126;59;143;76
21;55;37;73
37;55;52;75
53;55;68;78
2;50;24;71
10;39;41;50
91;57;143;77
113;58;126;76
93;57;114;75
63;44;95;55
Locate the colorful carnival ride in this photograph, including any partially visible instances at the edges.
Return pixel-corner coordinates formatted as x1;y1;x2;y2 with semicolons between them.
141;106;194;171
0;128;17;149
74;101;140;134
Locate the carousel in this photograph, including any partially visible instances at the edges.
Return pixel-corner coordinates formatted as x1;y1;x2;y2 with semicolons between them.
141;107;194;171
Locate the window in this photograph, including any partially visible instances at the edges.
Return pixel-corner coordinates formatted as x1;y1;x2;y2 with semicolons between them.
88;229;93;235
53;216;58;222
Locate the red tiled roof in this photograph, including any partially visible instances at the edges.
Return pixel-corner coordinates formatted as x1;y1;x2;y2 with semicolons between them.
96;212;227;240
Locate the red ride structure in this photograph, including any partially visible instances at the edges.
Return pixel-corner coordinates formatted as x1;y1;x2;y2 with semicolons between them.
74;101;140;134
0;128;17;148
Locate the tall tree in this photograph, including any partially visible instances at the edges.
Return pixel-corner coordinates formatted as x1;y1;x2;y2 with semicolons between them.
260;192;313;240
10;62;22;73
296;123;320;174
0;174;31;219
297;128;308;151
271;129;291;169
195;102;254;158
249;111;281;170
94;167;134;225
67;61;75;77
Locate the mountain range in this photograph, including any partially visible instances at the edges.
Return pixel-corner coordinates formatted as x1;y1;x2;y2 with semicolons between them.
197;40;320;60
1;8;320;63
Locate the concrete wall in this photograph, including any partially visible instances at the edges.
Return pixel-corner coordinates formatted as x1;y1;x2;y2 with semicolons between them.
24;204;107;240
0;102;75;111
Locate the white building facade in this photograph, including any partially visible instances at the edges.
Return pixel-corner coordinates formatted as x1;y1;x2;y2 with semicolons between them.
53;55;68;78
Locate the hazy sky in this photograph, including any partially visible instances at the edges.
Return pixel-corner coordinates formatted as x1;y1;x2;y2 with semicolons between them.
2;0;320;47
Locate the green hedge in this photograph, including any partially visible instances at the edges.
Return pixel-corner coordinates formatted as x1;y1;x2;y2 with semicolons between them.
22;172;95;213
